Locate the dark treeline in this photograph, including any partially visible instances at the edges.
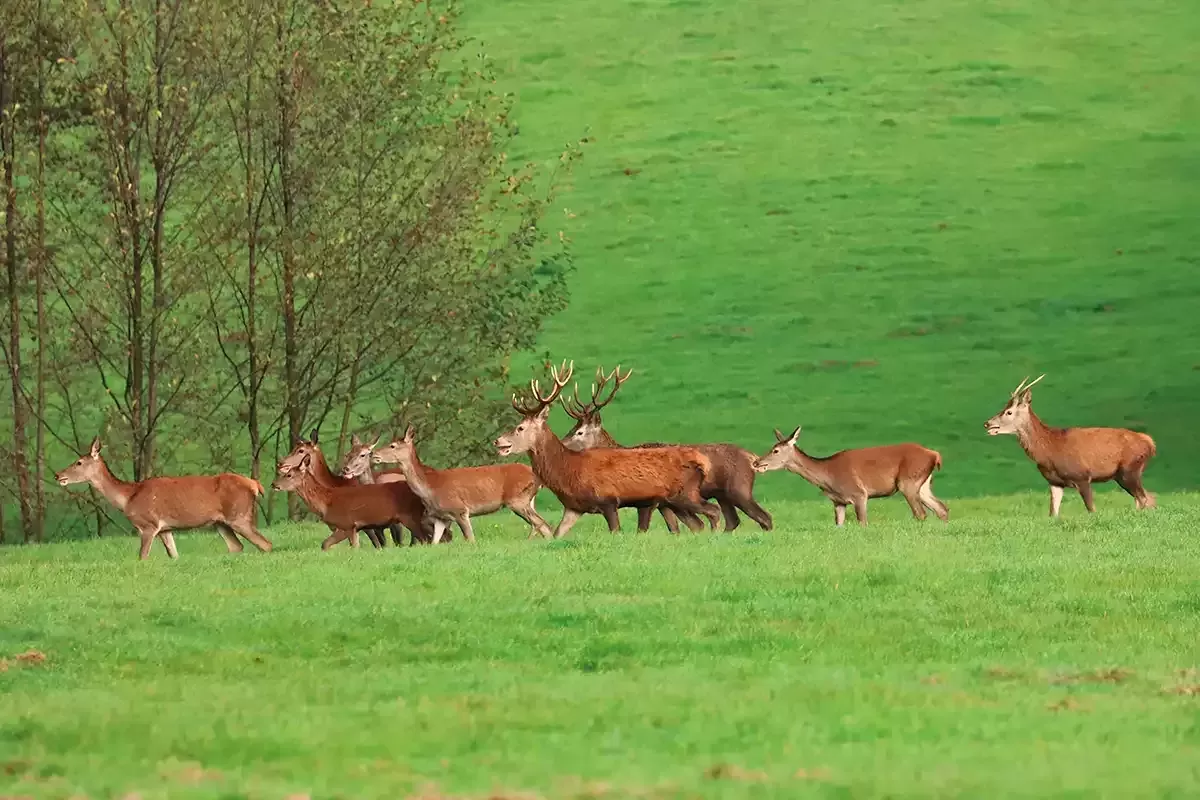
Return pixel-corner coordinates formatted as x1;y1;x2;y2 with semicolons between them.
0;0;579;541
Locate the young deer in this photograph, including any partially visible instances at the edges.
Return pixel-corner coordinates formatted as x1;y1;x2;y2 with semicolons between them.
350;426;552;544
561;366;773;533
494;360;721;538
278;433;410;547
984;375;1157;516
55;437;273;560
338;433;421;544
271;451;429;550
754;427;948;526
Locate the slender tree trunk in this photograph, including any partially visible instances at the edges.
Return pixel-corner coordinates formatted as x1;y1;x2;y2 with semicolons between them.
144;0;168;478
336;348;361;463
33;0;47;541
244;63;263;523
277;2;300;518
1;31;35;543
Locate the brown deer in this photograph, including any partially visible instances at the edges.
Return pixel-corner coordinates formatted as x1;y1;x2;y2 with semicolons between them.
338;432;417;545
561;366;773;533
493;360;722;538
55;437;273;560
278;435;435;545
271;451;430;550
351;426;552;544
984;375;1157;516
753;427;948;526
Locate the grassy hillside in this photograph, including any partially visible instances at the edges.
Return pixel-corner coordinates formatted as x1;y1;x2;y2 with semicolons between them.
464;0;1200;501
3;497;1200;797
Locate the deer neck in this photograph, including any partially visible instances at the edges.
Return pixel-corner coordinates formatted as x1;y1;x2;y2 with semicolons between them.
296;471;333;517
89;458;137;512
396;450;438;506
355;464;376;485
528;424;575;492
598;427;621;448
787;447;832;487
1016;409;1059;464
309;448;342;487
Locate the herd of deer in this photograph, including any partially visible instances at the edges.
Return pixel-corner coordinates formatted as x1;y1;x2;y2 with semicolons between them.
53;365;1158;560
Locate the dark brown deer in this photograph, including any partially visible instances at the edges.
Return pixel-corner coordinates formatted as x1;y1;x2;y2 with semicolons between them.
561;366;772;533
353;426;552;544
753;427;948;526
984;375;1157;516
55;437;273;560
271;451;430;550
493;360;721;538
278;432;412;546
338;432;418;545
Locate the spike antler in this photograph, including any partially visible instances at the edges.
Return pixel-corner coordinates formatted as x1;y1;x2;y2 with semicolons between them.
512;359;575;417
1011;374;1046;397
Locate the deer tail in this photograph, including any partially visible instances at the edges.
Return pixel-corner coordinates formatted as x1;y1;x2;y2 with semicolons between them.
1143;433;1157;458
933;451;943;471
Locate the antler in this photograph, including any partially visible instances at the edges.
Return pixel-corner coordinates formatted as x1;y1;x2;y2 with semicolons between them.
1011;374;1046;396
511;359;574;416
560;383;591;421
588;365;633;413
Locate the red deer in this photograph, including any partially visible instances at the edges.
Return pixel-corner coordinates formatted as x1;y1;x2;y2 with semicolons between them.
338;432;423;544
753;427;948;526
55;437;273;560
353;426;552;544
984;375;1156;516
271;451;430;550
561;366;773;533
278;435;436;545
493;360;721;538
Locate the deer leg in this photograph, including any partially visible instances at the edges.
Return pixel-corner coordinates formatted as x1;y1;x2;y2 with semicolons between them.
511;498;553;539
918;476;949;522
1049;485;1064;518
216;523;244;553
230;519;273;553
833;504;846;527
389;525;405;546
1077;481;1096;513
900;486;927;521
600;504;622;532
362;527;384;549
553;509;583;539
137;527;157;560
657;505;682;532
159;531;180;559
718;498;741;532
1116;467;1156;510
455;513;476;543
321;527;354;550
430;517;451;545
851;496;869;526
733;492;773;531
636;505;654;532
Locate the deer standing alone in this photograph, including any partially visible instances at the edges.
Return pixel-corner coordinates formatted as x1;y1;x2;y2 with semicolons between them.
753;427;948;526
561;366;772;533
984;375;1156;516
494;360;721;538
350;427;552;544
272;451;431;550
55;438;273;560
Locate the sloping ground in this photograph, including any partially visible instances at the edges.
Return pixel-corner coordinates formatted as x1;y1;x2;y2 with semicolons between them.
465;0;1200;499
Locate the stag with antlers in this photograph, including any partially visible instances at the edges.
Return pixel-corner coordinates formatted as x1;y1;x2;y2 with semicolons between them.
494;361;721;538
985;375;1157;516
560;366;772;533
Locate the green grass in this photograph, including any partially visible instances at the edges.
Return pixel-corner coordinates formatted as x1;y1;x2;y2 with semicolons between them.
462;0;1200;499
3;493;1200;797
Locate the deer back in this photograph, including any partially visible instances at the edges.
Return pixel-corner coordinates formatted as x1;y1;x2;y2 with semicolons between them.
824;444;941;495
540;444;709;507
1045;426;1155;479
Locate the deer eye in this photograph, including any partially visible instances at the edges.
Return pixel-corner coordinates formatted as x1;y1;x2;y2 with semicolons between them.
1005;410;1013;416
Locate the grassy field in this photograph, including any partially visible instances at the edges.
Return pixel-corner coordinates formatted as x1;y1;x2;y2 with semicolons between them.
464;0;1200;500
3;494;1199;797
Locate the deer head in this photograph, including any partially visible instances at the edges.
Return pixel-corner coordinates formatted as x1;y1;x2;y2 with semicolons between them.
55;437;104;486
271;451;313;491
753;427;802;473
339;433;381;479
560;365;632;451
372;425;417;467
495;360;574;456
985;375;1044;436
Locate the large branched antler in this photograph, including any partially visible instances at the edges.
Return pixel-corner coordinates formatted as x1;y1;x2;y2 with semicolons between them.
560;365;633;420
511;359;575;417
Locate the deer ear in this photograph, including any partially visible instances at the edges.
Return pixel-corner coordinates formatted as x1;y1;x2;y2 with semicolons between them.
351;433;362;447
787;426;801;444
89;437;102;457
300;452;311;470
773;428;785;442
310;427;320;444
404;424;415;442
536;404;552;421
1020;389;1033;405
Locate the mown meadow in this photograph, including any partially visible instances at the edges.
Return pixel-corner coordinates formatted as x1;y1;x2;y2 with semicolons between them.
3;0;1199;795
